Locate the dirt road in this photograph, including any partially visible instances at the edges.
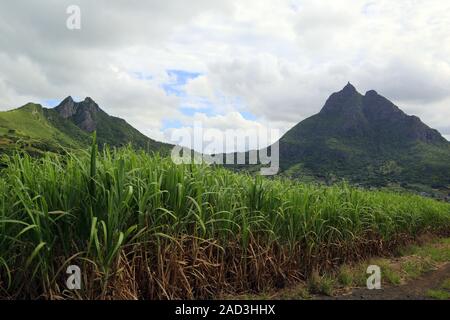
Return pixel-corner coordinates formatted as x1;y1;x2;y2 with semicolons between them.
320;264;450;300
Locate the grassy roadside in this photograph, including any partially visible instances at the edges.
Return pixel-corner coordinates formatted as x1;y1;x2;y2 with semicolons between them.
427;278;450;300
225;236;450;300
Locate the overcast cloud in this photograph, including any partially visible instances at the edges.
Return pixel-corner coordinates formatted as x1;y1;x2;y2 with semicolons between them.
0;0;449;146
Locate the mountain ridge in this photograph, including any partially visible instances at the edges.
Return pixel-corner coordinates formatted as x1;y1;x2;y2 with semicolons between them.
0;97;172;155
1;86;449;191
278;83;450;188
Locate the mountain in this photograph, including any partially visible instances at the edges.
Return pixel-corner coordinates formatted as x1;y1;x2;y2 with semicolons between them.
1;88;449;191
0;97;171;155
278;83;450;188
0;103;85;155
54;96;169;151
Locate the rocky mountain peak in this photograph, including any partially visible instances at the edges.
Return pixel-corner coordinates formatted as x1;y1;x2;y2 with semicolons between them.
55;96;77;119
55;97;103;132
343;82;357;94
278;84;450;187
365;90;378;97
307;83;446;144
81;97;101;113
320;82;363;116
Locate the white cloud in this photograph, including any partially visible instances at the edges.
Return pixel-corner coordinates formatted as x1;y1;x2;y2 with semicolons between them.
0;0;449;145
166;111;283;152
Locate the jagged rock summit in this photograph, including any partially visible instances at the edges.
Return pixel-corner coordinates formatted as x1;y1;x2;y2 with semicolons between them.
55;96;103;132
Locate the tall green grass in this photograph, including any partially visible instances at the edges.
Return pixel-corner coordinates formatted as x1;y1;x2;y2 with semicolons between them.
0;145;449;299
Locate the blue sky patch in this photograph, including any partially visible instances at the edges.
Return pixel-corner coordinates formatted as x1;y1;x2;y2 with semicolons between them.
160;69;259;132
162;119;183;130
240;111;257;121
180;105;216;117
42;98;63;107
162;69;202;97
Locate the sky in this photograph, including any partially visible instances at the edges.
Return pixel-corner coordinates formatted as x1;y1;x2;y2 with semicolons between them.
0;0;449;147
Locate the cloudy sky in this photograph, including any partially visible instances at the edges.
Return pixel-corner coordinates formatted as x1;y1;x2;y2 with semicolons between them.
0;0;449;146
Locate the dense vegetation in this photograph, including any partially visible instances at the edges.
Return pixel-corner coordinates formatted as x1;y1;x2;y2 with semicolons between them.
53;96;171;153
0;141;449;299
2;88;450;193
0;100;171;157
279;84;450;189
0;104;85;155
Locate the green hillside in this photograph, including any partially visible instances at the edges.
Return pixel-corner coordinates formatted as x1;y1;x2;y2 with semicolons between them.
0;97;172;156
0;103;84;155
54;96;171;154
278;84;450;191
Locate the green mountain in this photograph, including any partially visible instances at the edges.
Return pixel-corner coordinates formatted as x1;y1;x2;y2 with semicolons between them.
54;96;170;152
278;83;450;188
0;103;85;155
1;88;449;192
0;97;171;155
